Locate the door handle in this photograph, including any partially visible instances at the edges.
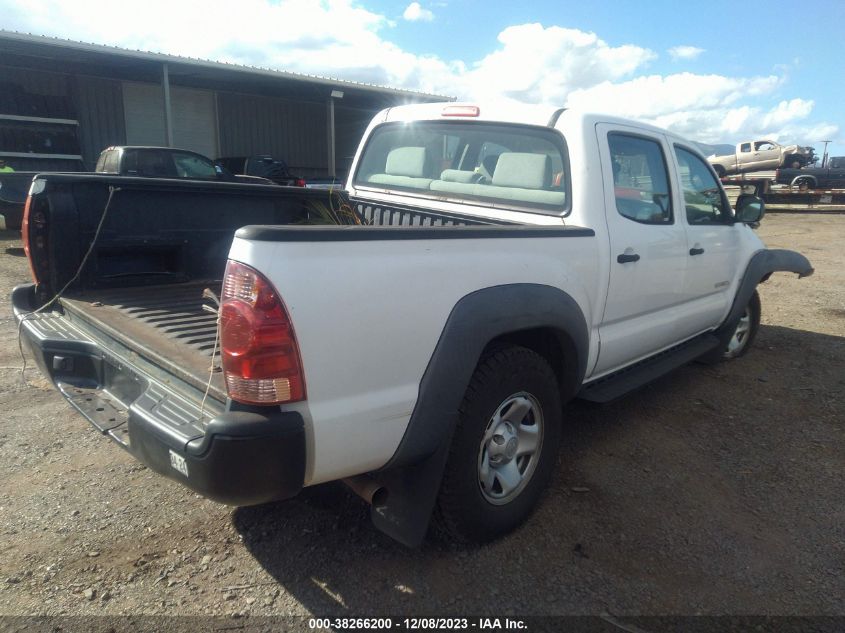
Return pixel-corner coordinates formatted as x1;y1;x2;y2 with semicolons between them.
689;247;705;256
617;252;640;264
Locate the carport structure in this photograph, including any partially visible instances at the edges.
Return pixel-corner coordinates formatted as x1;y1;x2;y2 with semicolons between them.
0;30;449;176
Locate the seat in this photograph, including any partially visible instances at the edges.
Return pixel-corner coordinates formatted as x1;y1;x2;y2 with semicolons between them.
367;146;433;190
431;152;566;206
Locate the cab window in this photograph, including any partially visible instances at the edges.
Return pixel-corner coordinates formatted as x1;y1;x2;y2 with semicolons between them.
608;133;673;224
353;121;569;214
172;152;217;179
675;146;732;224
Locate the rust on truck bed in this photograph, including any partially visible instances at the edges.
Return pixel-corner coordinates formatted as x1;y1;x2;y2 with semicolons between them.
59;281;226;402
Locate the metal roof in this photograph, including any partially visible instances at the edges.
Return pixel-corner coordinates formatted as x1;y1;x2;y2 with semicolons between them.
0;30;453;108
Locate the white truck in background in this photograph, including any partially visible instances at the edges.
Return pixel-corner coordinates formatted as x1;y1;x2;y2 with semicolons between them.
15;103;813;547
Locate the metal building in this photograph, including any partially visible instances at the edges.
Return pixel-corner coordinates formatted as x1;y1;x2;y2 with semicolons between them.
0;31;449;176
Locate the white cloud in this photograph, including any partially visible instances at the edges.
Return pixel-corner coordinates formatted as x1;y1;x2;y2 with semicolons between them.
0;1;838;146
403;2;434;22
462;24;656;104
668;45;705;61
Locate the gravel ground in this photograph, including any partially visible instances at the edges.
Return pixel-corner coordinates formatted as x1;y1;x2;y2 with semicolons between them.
0;215;843;618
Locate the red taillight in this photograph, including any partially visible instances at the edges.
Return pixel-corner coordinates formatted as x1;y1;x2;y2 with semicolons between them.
21;195;49;285
294;178;306;188
220;260;305;405
442;105;480;117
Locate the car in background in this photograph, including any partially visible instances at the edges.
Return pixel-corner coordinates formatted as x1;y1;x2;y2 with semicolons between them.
215;155;305;187
95;147;273;185
708;140;815;177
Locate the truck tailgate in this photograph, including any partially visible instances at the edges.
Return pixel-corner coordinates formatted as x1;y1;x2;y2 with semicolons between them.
58;281;225;403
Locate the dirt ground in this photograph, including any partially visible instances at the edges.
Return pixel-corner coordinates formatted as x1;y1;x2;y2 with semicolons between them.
0;214;842;619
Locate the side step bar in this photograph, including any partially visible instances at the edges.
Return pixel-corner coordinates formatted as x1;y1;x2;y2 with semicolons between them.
578;334;721;403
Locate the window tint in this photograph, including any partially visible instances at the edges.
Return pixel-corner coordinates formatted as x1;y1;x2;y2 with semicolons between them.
353;121;569;213
740;143;751;153
173;152;217;179
675;146;732;225
608;133;672;224
102;150;119;173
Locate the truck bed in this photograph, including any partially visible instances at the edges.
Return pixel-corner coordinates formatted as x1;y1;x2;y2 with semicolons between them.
60;281;225;402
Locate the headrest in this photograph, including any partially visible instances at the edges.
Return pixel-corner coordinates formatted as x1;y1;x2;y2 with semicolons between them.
440;169;481;183
385;147;429;178
492;153;551;190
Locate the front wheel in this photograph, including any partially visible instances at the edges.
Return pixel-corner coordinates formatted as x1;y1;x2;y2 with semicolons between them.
433;346;562;544
722;290;761;359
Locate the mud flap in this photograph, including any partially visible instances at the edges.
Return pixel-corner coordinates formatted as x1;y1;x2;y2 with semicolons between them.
368;433;453;547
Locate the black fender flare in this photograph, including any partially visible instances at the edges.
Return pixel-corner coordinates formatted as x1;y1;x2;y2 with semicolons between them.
385;282;589;470
368;283;589;546
716;248;813;339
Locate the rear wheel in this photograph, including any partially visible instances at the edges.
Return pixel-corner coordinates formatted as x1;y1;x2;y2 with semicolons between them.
433;346;561;544
792;176;815;190
713;165;727;178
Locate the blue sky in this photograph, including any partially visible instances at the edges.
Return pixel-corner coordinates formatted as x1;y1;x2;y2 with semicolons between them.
3;0;843;157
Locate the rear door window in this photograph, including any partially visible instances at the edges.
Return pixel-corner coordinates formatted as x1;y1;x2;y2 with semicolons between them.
608;133;673;224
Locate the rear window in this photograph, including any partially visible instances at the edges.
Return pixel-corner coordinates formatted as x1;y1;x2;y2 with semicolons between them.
353;121;569;214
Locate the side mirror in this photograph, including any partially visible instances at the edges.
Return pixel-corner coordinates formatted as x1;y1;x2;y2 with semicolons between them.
735;193;765;224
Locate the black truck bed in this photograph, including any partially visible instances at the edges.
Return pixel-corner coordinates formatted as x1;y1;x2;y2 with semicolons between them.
60;281;225;402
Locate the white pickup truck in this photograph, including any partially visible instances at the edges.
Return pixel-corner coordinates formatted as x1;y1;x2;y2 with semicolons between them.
15;103;813;546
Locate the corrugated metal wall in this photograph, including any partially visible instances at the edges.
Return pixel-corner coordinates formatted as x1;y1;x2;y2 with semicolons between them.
72;76;126;169
0;66;70;98
217;92;328;176
0;65;73;119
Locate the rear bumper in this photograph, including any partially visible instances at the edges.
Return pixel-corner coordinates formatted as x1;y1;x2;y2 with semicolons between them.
13;283;305;506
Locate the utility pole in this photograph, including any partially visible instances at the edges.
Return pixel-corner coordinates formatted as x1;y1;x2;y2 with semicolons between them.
819;140;831;168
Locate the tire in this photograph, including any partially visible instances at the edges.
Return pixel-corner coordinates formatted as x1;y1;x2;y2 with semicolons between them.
433;345;562;544
697;290;761;364
713;165;727;178
792;176;815;190
722;290;761;360
784;155;803;169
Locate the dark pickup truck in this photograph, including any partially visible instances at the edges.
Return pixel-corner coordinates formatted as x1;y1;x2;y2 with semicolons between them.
96;146;271;185
775;157;845;189
1;147;276;231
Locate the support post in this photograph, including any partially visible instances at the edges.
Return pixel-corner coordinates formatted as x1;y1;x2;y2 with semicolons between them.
162;63;174;147
327;89;343;179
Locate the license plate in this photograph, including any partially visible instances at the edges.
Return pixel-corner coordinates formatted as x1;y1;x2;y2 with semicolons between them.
169;450;189;477
820;194;832;203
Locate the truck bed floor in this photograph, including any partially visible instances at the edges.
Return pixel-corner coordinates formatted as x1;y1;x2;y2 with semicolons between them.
59;281;225;402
